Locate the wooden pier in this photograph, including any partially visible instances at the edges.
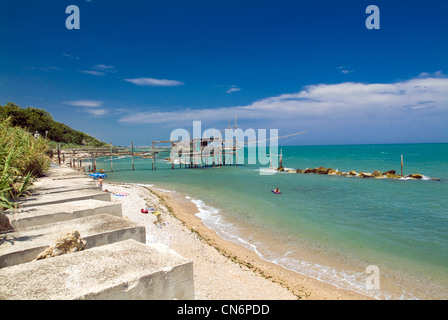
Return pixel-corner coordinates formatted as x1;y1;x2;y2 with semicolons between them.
54;117;306;173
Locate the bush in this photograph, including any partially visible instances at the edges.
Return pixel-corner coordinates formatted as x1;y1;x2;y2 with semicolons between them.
0;117;50;210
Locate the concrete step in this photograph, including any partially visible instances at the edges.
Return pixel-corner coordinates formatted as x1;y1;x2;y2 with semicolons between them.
30;184;102;196
0;214;145;268
33;176;97;186
17;189;111;208
0;239;194;300
30;175;100;195
7;199;122;230
42;166;86;177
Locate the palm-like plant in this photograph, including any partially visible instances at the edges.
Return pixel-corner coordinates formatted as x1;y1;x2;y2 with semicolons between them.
0;117;50;212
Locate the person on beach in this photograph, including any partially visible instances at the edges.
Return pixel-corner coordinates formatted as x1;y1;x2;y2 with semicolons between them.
98;176;103;187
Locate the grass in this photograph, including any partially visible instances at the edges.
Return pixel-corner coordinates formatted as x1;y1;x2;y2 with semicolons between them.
0;117;51;212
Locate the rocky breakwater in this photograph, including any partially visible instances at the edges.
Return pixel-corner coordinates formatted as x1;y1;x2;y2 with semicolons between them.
277;166;440;181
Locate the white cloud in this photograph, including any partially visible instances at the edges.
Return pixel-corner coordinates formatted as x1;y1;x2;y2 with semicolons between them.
80;64;116;76
63;53;79;60
337;66;354;74
64;100;108;116
86;109;108;116
64;100;103;107
25;66;61;72
79;70;105;76
119;74;448;128
124;78;184;86
226;86;241;93
92;64;116;72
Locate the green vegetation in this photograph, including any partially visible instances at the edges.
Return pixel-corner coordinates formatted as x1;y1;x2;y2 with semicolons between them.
0;117;51;211
0;102;107;216
0;102;107;148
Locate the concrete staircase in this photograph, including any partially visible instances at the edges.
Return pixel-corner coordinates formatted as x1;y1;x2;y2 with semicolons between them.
0;166;194;300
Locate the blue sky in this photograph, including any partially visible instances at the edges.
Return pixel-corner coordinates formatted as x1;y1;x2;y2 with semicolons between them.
1;0;447;146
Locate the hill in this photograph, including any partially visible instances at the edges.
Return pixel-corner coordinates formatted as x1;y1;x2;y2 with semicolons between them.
0;102;107;148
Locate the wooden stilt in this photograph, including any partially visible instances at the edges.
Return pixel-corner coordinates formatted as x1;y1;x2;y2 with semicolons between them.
110;143;114;172
171;141;174;170
131;141;134;171
401;154;404;177
57;144;61;165
279;148;283;168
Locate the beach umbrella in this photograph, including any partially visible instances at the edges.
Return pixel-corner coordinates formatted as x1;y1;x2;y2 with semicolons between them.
89;173;107;178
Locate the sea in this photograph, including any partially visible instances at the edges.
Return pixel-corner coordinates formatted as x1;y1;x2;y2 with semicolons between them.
94;143;448;299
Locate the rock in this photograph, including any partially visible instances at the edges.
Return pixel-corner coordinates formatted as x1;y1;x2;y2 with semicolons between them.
36;230;86;260
357;172;372;178
315;167;331;175
382;170;396;176
303;168;315;174
348;170;358;176
296;169;303;173
0;210;12;232
406;173;424;180
277;166;285;172
371;170;383;178
327;169;338;175
385;172;402;179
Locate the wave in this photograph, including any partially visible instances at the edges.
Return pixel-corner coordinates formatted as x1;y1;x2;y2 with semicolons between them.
256;167;277;175
399;175;432;181
134;183;154;187
184;195;418;300
155;187;176;193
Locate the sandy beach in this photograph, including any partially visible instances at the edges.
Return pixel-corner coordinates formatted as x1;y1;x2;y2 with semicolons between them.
103;181;370;300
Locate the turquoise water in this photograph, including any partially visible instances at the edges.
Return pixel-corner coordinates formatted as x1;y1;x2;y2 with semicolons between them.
95;143;448;299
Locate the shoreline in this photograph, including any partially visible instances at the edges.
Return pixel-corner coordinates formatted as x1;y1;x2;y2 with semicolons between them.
104;180;371;300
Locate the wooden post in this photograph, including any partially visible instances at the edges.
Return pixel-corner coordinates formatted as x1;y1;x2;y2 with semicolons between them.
279;148;283;168
93;154;97;172
222;140;225;166
200;138;203;169
153;142;157;170
189;129;192;168
131;141;134;171
235;115;238;167
110;143;114;172
171;141;175;170
57;144;61;165
401;154;404;177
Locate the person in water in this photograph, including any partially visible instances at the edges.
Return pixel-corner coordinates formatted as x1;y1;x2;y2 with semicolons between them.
274;187;280;193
